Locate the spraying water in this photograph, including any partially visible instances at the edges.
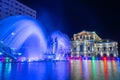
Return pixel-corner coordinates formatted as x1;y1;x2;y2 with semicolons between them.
0;16;71;61
49;31;71;60
0;16;47;60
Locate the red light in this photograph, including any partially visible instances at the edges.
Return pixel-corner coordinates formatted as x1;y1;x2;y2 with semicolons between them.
103;57;107;60
78;57;82;60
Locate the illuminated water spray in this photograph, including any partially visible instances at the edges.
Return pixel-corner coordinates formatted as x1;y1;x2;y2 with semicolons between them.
0;16;47;60
0;16;72;61
49;31;71;60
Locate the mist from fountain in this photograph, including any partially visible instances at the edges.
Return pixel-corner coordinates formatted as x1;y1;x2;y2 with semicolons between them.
50;31;71;60
0;16;71;61
0;16;47;60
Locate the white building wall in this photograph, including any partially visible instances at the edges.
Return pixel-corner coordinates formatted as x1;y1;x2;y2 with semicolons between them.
0;0;36;20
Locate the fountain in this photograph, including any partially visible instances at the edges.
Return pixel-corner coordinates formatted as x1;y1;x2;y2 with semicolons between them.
0;16;71;62
0;16;47;61
47;31;71;60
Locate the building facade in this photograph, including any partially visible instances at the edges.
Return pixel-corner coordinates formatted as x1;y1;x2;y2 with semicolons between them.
95;40;118;57
0;0;36;19
71;30;118;58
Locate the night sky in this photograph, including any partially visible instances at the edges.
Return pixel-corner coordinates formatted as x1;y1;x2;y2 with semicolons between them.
18;0;120;42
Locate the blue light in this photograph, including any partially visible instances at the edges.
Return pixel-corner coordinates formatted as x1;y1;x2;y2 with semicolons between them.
18;53;22;56
116;57;120;60
28;59;32;62
0;16;47;60
11;32;15;36
0;52;2;55
96;57;99;60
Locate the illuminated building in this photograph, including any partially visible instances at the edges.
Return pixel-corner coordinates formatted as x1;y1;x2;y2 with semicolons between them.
71;30;118;58
95;39;118;57
0;0;36;19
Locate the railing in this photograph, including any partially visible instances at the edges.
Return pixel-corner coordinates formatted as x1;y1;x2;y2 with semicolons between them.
0;43;17;60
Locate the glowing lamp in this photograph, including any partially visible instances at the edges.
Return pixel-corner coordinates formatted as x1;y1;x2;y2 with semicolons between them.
103;57;107;60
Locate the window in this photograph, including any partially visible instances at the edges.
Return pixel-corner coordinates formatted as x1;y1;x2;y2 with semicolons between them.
97;48;99;51
90;36;93;39
76;37;79;40
80;45;83;52
78;36;80;39
103;47;106;51
80;35;82;39
73;47;76;50
110;47;112;51
87;36;89;40
88;47;90;51
83;36;85;39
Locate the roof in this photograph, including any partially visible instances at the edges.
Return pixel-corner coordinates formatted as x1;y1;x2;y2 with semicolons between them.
75;30;102;41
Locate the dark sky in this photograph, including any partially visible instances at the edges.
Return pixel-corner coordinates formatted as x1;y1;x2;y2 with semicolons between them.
18;0;120;41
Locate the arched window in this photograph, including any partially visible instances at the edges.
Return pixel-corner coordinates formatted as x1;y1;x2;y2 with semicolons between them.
80;35;82;39
76;37;79;40
97;47;99;51
110;47;112;51
103;47;106;51
88;47;90;51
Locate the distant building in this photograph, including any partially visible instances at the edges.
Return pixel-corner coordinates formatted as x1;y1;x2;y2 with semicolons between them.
95;39;118;57
0;0;36;20
71;30;118;57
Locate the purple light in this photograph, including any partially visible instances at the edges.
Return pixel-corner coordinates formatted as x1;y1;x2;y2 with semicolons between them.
85;57;88;60
21;60;24;62
78;57;82;60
